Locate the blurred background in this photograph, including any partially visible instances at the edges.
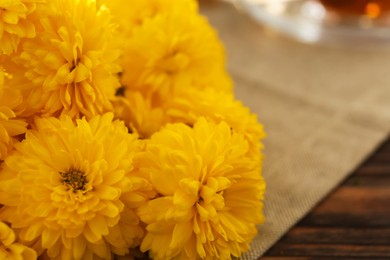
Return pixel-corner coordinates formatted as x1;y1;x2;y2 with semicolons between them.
198;0;390;259
201;0;390;45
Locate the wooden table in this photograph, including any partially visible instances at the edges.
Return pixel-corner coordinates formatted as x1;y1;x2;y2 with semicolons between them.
262;137;390;259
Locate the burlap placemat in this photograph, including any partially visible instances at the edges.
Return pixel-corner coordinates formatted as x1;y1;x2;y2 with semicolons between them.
201;2;390;259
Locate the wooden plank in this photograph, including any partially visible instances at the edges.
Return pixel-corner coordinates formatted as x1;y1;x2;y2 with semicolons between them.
304;186;390;215
265;244;390;258
261;257;323;260
299;186;390;227
344;175;390;186
381;141;390;152
261;256;346;260
261;257;390;260
355;165;390;176
366;153;390;164
277;227;390;245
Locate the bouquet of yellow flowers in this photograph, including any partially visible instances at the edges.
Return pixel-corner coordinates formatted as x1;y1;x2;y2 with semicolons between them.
0;0;266;259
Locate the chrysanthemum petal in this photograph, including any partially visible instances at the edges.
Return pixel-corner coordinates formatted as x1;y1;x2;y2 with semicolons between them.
95;185;121;200
83;223;101;244
41;228;62;249
71;235;87;260
88;215;109;237
170;222;193;250
86;239;109;259
0;221;16;246
19;222;45;242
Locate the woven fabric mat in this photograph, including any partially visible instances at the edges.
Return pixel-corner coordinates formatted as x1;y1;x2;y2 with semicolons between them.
201;2;390;259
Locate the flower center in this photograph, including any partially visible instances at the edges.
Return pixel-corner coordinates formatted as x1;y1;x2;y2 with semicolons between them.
59;168;87;192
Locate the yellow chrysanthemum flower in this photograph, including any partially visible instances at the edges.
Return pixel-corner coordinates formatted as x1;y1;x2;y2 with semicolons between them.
98;0;198;37
0;0;43;55
166;88;265;160
0;220;37;259
6;0;121;119
113;90;168;139
120;9;232;102
0;113;155;259
0;68;28;161
137;118;265;260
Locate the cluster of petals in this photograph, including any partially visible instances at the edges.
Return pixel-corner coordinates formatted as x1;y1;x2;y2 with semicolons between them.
136;118;265;259
0;221;37;259
0;0;43;54
0;0;266;259
112;0;233;138
98;0;198;37
112;91;166;138
4;0;121;119
166;87;266;160
119;3;231;103
0;113;154;259
0;68;27;161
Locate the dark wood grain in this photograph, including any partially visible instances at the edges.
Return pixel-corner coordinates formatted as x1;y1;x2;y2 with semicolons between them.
262;137;390;259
